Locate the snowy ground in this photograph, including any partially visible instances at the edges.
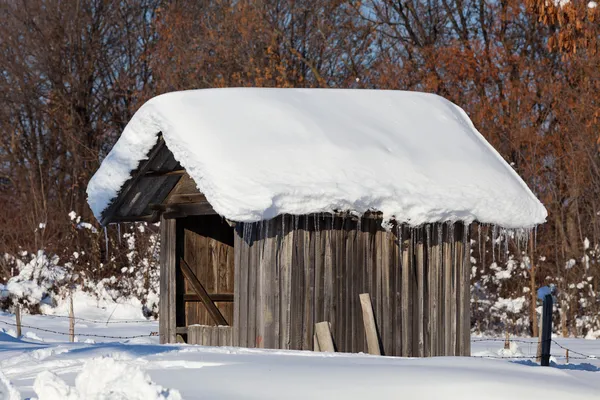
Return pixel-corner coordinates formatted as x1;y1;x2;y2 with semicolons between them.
0;312;599;399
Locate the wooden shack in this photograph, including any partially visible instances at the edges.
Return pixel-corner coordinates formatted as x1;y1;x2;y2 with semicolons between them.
87;88;547;357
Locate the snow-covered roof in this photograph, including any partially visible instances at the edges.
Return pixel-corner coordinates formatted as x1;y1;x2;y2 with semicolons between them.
87;88;546;228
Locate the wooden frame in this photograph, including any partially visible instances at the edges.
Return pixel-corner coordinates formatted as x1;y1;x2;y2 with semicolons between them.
180;258;229;326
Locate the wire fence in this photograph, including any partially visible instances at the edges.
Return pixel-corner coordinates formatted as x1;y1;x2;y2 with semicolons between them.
39;313;157;324
0;318;157;340
0;316;598;361
471;337;597;361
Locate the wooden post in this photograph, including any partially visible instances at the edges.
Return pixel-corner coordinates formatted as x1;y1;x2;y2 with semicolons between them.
159;216;177;344
69;293;75;343
540;294;553;367
504;331;510;350
15;304;21;337
359;293;382;355
313;334;321;352
315;321;335;352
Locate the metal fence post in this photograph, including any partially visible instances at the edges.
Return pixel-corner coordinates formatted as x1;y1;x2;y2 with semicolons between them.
540;294;553;367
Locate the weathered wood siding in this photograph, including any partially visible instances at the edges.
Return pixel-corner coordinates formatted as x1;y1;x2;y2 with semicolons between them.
159;216;177;344
233;215;471;357
188;325;233;346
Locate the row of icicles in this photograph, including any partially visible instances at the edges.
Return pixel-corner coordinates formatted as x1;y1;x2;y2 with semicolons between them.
232;213;538;267
100;214;538;267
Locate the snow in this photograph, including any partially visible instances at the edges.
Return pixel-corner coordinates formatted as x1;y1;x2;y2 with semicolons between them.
87;88;547;229
556;0;597;8
33;358;181;400
492;296;526;314
2;247;161;320
1;251;65;309
0;370;20;400
0;311;599;399
0;252;147;321
40;290;148;322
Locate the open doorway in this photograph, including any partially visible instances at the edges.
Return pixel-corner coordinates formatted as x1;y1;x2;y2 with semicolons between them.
176;215;234;343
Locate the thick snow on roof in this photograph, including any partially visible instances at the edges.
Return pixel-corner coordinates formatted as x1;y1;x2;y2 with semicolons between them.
87;88;546;228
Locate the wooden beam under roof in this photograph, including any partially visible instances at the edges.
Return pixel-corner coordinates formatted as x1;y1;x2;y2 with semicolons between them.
143;169;186;178
109;213;161;224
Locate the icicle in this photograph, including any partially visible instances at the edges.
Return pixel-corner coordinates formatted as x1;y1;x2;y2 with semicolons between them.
104;226;109;257
504;229;509;261
400;224;404;247
397;224;402;269
304;214;309;235
263;219;267;240
491;225;497;264
435;223;442;273
314;214;320;250
117;223;121;246
519;231;527;254
463;222;469;266
243;221;254;243
478;224;482;264
327;213;333;250
411;225;416;256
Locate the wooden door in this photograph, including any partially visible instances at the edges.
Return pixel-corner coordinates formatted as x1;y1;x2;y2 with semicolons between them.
180;215;235;327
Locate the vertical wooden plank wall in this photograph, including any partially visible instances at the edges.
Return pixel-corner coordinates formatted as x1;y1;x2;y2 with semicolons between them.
159;216;177;344
188;325;233;346
233;216;471;357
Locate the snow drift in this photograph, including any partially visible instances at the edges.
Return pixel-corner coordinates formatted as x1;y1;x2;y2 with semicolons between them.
0;370;20;400
33;357;181;400
1;313;599;399
87;88;547;228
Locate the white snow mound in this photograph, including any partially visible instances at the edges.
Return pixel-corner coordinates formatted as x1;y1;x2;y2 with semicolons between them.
87;88;547;228
0;370;20;400
33;357;181;400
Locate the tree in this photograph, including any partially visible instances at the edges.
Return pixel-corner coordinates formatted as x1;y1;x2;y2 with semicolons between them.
0;0;160;254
